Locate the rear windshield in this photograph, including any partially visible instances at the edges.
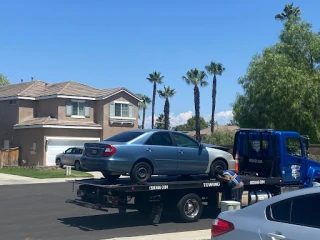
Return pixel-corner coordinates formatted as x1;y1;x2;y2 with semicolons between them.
103;131;144;142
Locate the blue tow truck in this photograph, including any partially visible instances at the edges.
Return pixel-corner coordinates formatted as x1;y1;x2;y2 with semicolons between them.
234;128;320;188
66;128;320;224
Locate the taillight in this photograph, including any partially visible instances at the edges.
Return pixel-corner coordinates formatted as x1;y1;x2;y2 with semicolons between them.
82;148;86;155
211;218;234;237
103;144;116;157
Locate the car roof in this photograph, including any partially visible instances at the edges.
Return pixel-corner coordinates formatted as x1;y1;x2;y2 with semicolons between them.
119;129;189;134
242;186;320;212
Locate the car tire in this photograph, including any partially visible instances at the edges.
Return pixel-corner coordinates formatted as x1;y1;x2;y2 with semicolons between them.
130;162;152;183
56;159;63;168
74;160;81;171
209;159;227;178
176;193;203;222
101;172;120;181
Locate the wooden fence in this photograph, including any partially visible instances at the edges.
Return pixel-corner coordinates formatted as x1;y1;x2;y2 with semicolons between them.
0;147;20;168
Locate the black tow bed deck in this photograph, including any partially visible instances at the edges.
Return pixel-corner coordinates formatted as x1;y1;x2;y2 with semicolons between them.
67;175;282;192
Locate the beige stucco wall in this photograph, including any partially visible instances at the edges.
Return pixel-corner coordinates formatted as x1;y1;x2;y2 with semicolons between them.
100;92;140;139
36;98;95;122
18;99;35;123
0;100;19;149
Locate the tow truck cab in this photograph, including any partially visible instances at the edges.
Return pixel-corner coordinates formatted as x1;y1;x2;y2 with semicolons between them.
233;128;320;187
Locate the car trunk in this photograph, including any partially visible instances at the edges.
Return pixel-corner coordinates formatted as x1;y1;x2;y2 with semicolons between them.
84;141;125;158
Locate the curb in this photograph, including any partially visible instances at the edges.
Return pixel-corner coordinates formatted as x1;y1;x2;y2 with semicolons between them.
101;229;210;240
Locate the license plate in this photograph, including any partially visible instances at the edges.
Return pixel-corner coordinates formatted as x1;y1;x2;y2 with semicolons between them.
91;149;97;154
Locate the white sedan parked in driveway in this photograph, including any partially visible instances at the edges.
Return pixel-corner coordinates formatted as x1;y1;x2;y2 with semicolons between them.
211;185;320;239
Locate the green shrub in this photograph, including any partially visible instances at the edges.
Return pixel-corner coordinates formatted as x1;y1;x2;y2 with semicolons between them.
202;129;235;146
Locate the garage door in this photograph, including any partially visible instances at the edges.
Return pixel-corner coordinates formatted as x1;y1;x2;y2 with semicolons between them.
45;137;100;166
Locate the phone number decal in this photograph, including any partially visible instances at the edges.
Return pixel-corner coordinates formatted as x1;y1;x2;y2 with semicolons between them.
149;185;169;190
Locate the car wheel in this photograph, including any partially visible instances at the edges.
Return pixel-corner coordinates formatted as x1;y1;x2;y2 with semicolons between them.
74;160;81;171
177;193;203;222
101;172;120;181
130;162;152;183
209;159;227;178
56;159;63;168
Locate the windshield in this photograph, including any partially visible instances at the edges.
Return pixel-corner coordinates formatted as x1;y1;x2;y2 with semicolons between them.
103;131;144;142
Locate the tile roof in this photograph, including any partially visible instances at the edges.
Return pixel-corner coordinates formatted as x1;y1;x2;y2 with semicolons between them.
0;80;141;100
14;117;102;127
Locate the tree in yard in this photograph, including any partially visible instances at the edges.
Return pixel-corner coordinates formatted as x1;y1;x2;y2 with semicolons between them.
157;85;176;129
136;93;151;129
275;2;301;21
174;116;209;131
232;3;320;142
182;68;208;141
205;61;226;133
154;114;165;129
147;72;164;129
0;74;10;86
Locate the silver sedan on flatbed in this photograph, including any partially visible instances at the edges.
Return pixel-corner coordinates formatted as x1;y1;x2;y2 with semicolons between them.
80;129;235;183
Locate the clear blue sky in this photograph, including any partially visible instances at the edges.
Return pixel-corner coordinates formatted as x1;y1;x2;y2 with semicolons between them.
1;0;320;127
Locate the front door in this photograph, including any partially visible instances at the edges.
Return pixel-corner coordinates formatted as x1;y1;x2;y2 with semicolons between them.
143;132;178;174
61;148;73;165
282;135;306;184
171;132;208;174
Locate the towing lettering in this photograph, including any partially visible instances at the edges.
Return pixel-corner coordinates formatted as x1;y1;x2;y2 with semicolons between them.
203;182;220;187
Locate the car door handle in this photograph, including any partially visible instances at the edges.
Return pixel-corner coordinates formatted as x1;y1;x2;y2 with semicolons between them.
267;232;286;240
178;150;184;154
146;148;152;152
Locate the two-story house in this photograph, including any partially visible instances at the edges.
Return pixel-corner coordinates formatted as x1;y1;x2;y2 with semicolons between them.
0;80;141;166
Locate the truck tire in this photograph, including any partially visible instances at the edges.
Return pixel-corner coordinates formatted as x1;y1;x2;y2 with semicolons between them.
130;162;152;183
177;193;203;222
209;159;227;178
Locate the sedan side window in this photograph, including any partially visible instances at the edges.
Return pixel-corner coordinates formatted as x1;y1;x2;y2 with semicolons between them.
145;132;173;146
65;148;73;154
268;199;292;223
291;194;320;228
172;132;199;148
267;193;320;229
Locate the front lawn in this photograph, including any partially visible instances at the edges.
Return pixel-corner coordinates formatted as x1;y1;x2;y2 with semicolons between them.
0;168;93;179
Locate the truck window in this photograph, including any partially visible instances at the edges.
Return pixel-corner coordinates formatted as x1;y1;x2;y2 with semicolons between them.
285;137;302;157
246;132;272;157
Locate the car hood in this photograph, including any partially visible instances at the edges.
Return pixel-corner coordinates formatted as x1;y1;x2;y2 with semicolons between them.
202;143;230;152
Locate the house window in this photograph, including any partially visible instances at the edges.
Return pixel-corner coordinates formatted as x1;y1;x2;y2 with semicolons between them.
72;101;85;116
9;99;16;104
110;102;133;118
66;100;90;118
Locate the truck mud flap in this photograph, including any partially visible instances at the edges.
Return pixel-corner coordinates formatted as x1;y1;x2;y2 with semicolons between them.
65;199;109;212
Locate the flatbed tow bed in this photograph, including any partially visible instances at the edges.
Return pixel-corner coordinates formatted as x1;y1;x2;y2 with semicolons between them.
66;175;282;224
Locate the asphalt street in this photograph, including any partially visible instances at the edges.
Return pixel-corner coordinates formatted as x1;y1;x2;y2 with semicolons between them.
0;182;216;240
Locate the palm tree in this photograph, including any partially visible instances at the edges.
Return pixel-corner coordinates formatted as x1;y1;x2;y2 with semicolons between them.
205;61;226;133
182;68;208;141
275;3;301;21
157;85;176;129
138;95;151;129
147;72;164;129
154;114;165;129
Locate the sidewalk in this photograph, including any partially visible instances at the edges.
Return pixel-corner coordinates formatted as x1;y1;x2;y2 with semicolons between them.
102;229;211;240
0;171;105;185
